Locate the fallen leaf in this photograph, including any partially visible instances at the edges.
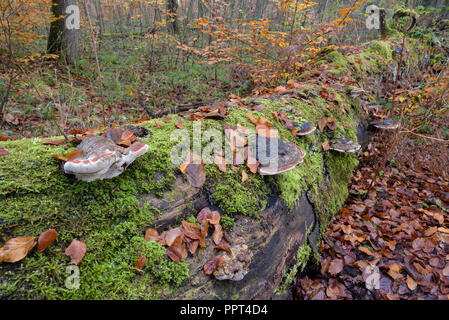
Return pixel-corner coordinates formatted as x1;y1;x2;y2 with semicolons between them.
242;170;249;182
0;148;10;157
65;240;87;265
0;237;37;263
144;228;159;242
134;254;147;271
65;149;83;161
212;224;223;245
175;120;184;129
406;276;417;290
328;259;344;275
42;139;66;146
214;155;227;173
204;255;225;275
186;162;206;188
322;141;330;151
189;240;199;255
37;229;58;252
52;154;68;161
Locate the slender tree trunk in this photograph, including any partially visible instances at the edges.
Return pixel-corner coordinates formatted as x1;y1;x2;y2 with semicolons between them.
167;0;179;34
47;0;80;65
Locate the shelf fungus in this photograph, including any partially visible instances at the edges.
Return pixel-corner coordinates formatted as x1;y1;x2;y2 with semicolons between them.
63;136;149;182
372;118;400;130
249;135;306;176
329;137;361;153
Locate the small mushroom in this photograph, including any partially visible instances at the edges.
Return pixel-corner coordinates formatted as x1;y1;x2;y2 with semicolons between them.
248;135;306;175
329;137;361;153
372;118;400;130
63;136;149;182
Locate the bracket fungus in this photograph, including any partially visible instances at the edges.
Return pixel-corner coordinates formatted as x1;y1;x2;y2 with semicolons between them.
63;136;149;182
249;135;306;176
329;137;361;153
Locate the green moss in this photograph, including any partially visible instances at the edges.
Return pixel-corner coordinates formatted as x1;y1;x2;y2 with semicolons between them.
207;165;268;217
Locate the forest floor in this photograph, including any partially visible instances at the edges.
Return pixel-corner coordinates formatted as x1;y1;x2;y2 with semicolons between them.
296;121;449;300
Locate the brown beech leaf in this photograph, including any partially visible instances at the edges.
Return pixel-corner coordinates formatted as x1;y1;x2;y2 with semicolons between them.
199;221;209;248
117;139;132;148
163;117;171;123
65;149;83;161
212;224;223;245
175;120;184;129
161;228;183;247
0;135;10;141
322;141;330;152
154;121;162;129
204;255;225;275
0;237;37;263
134;254;147;272
65;239;87;265
121;130;136;142
186;162;206;188
181;221;201;240
328;259;344;275
214;155;227;173
0;148;9;157
189;240;199;255
105;128;124;143
327;118;337;130
42;139;66;146
242;170;249;182
167;235;188;263
215;242;232;254
52;154;68;162
37;229;58;252
144;228;159;242
246;113;257;125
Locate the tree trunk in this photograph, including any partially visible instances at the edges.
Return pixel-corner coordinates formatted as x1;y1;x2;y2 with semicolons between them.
47;0;80;65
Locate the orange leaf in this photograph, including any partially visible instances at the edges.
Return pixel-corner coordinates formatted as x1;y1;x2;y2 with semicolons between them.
52;154;68;162
65;240;87;265
37;229;58;252
42;139;66;146
242;170;249;182
0;148;10;157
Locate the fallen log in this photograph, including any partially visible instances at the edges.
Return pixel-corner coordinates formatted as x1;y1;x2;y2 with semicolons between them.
0;37;420;300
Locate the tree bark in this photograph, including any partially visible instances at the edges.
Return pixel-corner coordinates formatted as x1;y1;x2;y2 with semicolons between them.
47;0;80;65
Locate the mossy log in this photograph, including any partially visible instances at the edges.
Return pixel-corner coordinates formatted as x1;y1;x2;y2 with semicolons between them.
0;39;410;300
